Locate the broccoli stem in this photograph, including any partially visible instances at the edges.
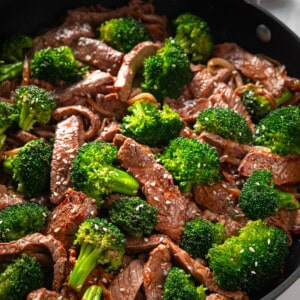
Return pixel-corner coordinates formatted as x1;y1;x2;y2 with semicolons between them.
0;134;6;150
82;285;103;300
2;155;14;174
68;244;102;293
18;104;35;131
278;191;299;210
0;61;22;82
275;89;292;107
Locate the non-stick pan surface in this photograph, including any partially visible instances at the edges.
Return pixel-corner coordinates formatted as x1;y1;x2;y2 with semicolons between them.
0;1;299;299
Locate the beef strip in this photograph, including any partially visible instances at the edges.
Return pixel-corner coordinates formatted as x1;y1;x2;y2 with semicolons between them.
238;151;300;185
117;136;189;242
0;233;67;291
206;294;231;300
50;115;85;204
26;288;78;300
143;244;172;300
108;259;144;300
126;235;169;254
71;37;124;76
54;70;115;106
0;184;26;210
98;119;121;142
43;189;97;249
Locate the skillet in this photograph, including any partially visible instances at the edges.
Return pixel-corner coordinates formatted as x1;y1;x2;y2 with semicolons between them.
0;0;299;299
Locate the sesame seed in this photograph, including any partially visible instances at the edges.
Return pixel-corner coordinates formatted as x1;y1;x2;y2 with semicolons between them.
249;247;255;252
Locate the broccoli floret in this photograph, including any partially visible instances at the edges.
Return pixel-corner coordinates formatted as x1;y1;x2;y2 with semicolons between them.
0;101;19;149
239;169;299;220
14;85;56;131
82;285;103;300
68;217;126;292
98;17;151;53
173;13;214;63
240;85;292;123
181;217;226;259
0;34;33;63
194;107;253;144
0;253;44;300
207;220;289;291
0;202;50;242
120;100;183;147
141;38;192;101
2;139;52;198
30;45;89;84
157;137;221;192
254;105;300;155
163;267;207;300
0;60;23;83
71;140;139;207
109;196;158;237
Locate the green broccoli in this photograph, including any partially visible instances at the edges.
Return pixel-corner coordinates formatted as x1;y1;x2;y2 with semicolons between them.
194;107;253;144
207;220;289;291
68;218;126;293
0;202;50;242
174;13;214;63
141;37;192;101
0;60;23;83
0;253;44;300
239;169;299;220
120;100;183;147
163;267;207;300
98;17;151;53
2;139;53;198
82;285;103;300
254;105;300;155
109;196;158;237
14;85;56;131
156;137;221;192
181;217;226;259
71;140;139;207
239;85;292;123
0;34;33;63
30;45;89;84
0;101;19;149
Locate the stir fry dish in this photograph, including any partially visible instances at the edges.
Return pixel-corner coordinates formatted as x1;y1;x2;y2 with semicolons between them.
0;0;300;299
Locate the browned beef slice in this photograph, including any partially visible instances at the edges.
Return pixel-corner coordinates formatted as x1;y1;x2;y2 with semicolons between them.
98;120;121;142
54;70;115;106
213;43;289;97
44;189;97;249
144;244;172;300
193;181;241;216
33;22;94;51
72;37;124;76
206;293;231;300
238;151;300;185
0;184;26;210
26;288;79;300
108;259;144;300
50;115;85;204
117;137;189;242
0;233;67;291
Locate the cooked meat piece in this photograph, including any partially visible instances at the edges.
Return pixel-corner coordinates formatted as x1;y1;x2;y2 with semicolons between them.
0;233;67;291
12;129;38;144
52;105;101;141
33;22;94;51
43;189;97;249
206;293;231;300
238;151;300;185
143;244;172;300
108;259;144;300
50;115;85;204
117;136;189;242
218;215;245;237
114;41;161;102
0;79;19;98
27;288;78;300
0;184;26;210
54;70;115;106
185;200;202;220
214;43;292;97
72;37;124;76
193;181;241;216
98;119;121;142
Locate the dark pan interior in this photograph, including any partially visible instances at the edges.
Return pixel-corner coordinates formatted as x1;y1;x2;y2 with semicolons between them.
0;0;299;299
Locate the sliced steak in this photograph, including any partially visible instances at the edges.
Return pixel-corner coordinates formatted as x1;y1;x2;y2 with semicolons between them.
114;41;161;102
143;244;172;300
44;189;97;249
50;115;85;204
0;184;26;210
126;235;169;254
117;137;189;242
0;233;67;291
108;259;144;300
54;70;115;106
72;37;124;76
238;151;300;185
98;120;121;142
26;288;78;300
